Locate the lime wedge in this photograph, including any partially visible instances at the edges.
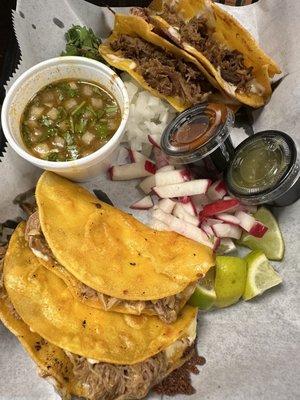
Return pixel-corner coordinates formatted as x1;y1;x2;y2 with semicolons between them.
215;256;247;308
243;250;282;301
189;267;216;310
240;207;285;261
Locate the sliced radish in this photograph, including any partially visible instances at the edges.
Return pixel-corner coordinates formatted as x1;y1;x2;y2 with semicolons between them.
207;180;227;201
155;169;191;186
148;218;170;231
178;196;190;204
157;165;175;172
212;223;242;239
142;142;153;157
148;134;161;148
157;198;176;214
109;160;156;181
217;238;237;254
203;218;223;226
201;223;214;237
128;148;151;163
153;147;169;169
139;175;156;194
235;211;255;232
152;208;213;249
181;200;197;216
117;146;129;165
200;198;240;218
173;203;199;226
249;221;268;238
130;196;153;210
191;194;211;207
216;213;240;225
235;204;258;214
235;211;268;237
213;237;221;251
223;196;234;201
154;179;211;199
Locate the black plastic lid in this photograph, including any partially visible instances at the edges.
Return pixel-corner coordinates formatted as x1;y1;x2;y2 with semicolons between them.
226;130;300;204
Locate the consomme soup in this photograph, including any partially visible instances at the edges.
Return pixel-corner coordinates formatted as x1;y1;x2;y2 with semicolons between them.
20;79;121;161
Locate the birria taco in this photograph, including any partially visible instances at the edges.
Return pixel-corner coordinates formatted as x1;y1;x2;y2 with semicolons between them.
0;223;198;400
99;13;235;112
134;0;281;107
24;172;214;323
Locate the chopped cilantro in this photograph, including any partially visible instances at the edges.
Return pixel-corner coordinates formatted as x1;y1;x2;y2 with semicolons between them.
40;115;53;127
61;25;104;62
67;145;79;160
95;122;108;138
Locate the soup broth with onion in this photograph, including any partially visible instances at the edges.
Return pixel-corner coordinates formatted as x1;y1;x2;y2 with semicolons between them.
20;79;121;161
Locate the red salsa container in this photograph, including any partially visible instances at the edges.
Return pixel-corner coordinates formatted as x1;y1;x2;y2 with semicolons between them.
161;103;235;179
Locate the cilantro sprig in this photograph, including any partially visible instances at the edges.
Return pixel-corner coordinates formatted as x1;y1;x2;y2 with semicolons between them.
61;25;104;62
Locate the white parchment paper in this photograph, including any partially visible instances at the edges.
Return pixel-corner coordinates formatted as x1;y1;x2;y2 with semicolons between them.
0;0;300;399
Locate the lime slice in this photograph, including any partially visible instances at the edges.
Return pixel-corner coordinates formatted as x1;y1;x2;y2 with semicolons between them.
215;256;247;308
243;250;282;301
189;267;216;310
240;207;285;261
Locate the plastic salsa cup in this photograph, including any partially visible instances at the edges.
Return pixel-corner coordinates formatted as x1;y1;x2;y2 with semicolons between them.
226;130;300;206
161;103;235;179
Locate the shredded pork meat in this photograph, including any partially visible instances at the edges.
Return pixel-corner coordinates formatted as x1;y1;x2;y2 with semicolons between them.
109;34;212;105
67;351;169;400
135;4;254;91
80;280;197;323
25;213;198;323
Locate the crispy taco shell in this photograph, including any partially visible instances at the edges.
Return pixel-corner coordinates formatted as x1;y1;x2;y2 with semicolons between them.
0;252;197;399
4;223;198;365
99;13;232;112
35;172;214;302
0;287;88;399
148;0;281;107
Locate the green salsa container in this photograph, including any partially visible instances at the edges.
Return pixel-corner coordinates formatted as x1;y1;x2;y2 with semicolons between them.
226;130;300;206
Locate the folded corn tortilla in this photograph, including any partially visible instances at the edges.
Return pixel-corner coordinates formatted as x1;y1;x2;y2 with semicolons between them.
99;13;233;112
0;226;198;399
145;0;281;107
25;172;214;323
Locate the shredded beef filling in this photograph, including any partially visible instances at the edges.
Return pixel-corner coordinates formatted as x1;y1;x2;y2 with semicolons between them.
109;34;212;105
150;4;254;91
25;212;198;323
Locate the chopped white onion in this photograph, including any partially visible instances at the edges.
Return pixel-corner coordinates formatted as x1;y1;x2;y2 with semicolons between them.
47;107;59;120
52;136;65;148
122;73;176;148
29;106;44;120
64;98;78;111
82;131;95;145
69;81;78;90
91;97;103;109
33;143;50;155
